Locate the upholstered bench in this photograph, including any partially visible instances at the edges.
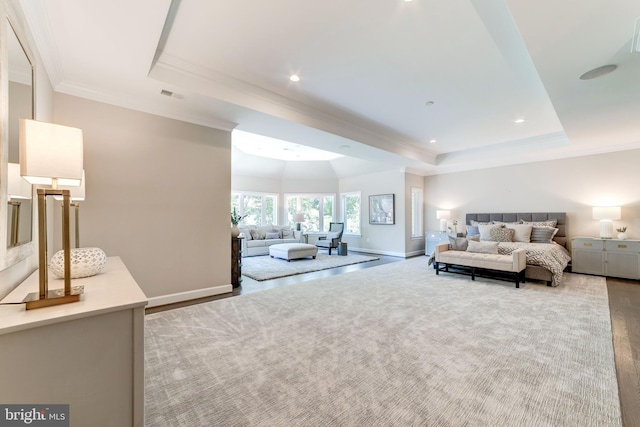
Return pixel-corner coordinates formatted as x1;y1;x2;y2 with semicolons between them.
269;243;318;262
434;242;526;288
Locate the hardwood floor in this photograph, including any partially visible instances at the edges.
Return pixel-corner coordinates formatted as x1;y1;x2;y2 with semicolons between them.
146;256;640;426
607;278;640;427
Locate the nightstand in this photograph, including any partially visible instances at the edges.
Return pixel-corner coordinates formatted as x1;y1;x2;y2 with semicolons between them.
572;237;640;279
425;231;451;255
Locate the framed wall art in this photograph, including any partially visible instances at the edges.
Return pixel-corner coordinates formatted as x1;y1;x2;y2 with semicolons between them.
369;194;395;225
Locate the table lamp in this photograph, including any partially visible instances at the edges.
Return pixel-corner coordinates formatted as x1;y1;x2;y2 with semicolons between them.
592;206;621;239
19;118;84;310
294;212;305;231
55;170;86;248
7;163;32;247
436;210;451;232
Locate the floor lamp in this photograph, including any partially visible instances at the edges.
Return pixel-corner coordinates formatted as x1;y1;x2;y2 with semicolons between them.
19;118;85;310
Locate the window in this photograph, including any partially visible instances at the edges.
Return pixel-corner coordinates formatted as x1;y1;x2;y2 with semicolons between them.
231;192;278;225
341;192;361;235
285;194;335;232
411;187;423;238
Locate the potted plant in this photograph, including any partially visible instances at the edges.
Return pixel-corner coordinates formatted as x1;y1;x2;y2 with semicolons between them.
616;226;628;240
231;207;245;237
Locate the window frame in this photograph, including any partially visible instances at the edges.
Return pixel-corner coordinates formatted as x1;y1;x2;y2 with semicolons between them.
231;191;279;226
341;191;362;236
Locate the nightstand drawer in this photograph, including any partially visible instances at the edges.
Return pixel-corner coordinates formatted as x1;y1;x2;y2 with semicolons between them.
605;240;640;253
573;238;604;251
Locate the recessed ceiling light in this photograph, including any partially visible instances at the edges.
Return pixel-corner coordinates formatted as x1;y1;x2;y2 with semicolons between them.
425;101;435;107
579;64;617;80
339;145;351;150
514;118;525;124
289;74;300;82
429;139;437;144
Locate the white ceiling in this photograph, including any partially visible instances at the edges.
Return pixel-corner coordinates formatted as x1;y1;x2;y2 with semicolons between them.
19;0;640;178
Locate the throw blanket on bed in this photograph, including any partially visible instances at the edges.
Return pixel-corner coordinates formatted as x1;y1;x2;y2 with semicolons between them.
497;242;571;286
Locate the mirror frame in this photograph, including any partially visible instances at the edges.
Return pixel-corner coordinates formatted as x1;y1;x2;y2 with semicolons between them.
0;10;36;271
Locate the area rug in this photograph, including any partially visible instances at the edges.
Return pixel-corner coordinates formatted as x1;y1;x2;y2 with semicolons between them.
241;253;379;281
145;257;621;426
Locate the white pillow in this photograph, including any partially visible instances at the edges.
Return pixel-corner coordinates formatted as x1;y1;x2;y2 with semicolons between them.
327;231;341;239
478;223;504;241
505;223;533;243
466;240;499;254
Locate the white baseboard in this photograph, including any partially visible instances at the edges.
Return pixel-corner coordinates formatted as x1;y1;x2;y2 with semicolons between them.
348;247;410;258
146;284;233;308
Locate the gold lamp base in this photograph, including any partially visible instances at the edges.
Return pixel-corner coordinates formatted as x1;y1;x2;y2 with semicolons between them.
23;285;84;310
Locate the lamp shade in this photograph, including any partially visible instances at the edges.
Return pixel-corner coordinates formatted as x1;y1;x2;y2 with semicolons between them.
53;170;86;201
294;213;305;222
7;163;32;199
19;118;83;187
593;206;621;220
436;210;451;220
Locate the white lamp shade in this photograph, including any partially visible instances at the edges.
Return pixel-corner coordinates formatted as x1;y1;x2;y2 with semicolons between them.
436;210;451;220
53;170;86;201
593;206;621;220
7;163;32;199
19;118;83;187
294;213;305;222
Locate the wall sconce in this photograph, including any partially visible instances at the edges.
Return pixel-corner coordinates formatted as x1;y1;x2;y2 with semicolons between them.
294;212;305;231
436;210;451;232
55;170;86;248
7;163;32;247
592;206;621;239
19;118;84;310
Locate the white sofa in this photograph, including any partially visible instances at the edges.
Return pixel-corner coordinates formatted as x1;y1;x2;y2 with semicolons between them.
238;225;303;257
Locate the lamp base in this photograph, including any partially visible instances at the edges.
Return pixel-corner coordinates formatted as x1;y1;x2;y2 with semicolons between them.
23;285;84;310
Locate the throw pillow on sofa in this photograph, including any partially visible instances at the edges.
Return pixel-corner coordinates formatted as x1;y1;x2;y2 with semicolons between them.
265;232;280;240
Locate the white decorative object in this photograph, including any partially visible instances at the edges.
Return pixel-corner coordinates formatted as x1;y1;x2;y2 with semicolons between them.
49;247;107;279
618;233;627;240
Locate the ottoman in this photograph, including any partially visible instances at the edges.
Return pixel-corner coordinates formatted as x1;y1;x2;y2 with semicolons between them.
269;243;318;262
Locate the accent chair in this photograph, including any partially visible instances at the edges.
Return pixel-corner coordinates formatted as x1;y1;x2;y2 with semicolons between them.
315;222;344;255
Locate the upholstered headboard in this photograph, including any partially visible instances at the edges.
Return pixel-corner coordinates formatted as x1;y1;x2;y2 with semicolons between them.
465;212;567;247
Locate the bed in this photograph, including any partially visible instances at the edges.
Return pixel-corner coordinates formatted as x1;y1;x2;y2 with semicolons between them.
465;212;571;287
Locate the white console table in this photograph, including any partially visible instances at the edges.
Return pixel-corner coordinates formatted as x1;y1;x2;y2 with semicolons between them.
572;237;640;279
0;257;148;426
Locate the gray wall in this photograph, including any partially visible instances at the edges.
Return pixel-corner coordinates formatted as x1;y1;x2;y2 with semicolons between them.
424;149;640;247
53;93;232;299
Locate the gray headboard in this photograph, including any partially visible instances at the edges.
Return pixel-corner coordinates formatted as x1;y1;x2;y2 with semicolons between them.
465;212;567;247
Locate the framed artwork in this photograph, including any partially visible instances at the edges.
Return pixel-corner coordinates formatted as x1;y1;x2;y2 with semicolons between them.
369;194;395;225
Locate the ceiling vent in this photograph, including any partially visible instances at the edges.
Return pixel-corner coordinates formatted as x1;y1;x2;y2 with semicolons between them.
160;89;184;100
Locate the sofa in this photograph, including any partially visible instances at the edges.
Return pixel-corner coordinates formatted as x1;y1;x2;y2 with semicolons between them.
238;225;303;257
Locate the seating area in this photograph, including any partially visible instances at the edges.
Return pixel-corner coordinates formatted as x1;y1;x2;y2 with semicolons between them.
315;222;344;255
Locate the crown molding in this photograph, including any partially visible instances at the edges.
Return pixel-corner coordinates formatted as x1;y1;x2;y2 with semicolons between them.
55;80;237;131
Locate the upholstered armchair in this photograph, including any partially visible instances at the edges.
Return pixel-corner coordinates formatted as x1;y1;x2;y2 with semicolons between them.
315;222;344;255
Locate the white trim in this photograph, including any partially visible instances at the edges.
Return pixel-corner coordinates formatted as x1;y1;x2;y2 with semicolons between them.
348;247;411;258
146;284;232;308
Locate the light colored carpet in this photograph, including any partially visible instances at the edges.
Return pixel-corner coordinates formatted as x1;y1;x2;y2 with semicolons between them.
145;257;621;426
241;253;379;281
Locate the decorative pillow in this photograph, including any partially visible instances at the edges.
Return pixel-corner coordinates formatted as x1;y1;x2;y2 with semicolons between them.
530;226;558;243
489;227;514;242
281;229;294;239
466;225;480;236
505;223;533;243
522;219;558;228
468;234;480;242
492;221;521;226
470;220;492;226
265;232;280;240
448;236;469;251
466;240;499;254
478;224;504;241
327;231;341;239
49;247;107;279
250;229;261;240
238;227;253;240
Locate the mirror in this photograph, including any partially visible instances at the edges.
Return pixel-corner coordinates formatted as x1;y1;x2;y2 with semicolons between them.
6;21;33;248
